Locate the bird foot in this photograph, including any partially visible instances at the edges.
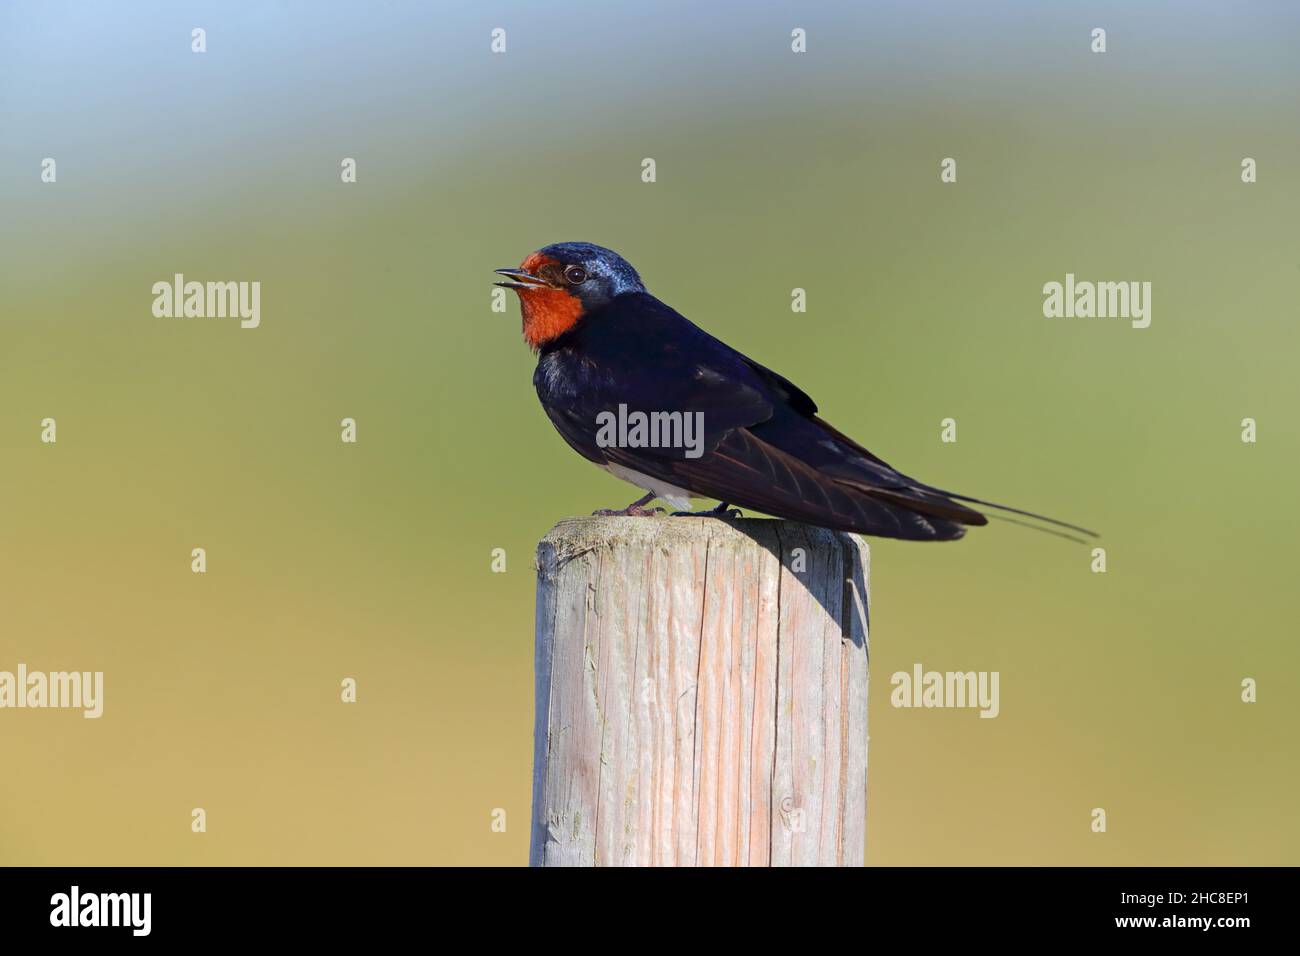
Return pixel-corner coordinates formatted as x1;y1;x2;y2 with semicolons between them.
671;502;743;519
592;505;663;517
592;496;664;518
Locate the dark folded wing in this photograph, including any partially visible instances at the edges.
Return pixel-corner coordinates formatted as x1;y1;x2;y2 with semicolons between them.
540;292;989;540
600;416;984;541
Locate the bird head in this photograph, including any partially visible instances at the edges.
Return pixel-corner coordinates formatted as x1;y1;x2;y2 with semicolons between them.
495;242;644;350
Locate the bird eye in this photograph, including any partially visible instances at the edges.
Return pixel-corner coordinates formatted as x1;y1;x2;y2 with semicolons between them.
564;265;587;285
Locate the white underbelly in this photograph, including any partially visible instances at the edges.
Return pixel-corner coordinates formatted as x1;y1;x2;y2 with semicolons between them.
600;463;695;511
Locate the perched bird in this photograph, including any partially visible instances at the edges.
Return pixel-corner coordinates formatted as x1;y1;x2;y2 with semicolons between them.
495;242;1093;542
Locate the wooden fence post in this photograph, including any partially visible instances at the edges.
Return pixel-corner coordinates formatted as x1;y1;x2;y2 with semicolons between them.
530;516;869;867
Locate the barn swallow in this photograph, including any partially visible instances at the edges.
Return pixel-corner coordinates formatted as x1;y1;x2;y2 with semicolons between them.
496;242;1094;542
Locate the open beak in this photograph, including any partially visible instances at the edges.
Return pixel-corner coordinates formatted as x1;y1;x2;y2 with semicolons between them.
493;268;553;290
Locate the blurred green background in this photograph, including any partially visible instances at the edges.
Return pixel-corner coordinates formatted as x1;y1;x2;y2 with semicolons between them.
1;1;1297;865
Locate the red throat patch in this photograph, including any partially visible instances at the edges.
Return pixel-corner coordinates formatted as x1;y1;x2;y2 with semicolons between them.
514;254;584;350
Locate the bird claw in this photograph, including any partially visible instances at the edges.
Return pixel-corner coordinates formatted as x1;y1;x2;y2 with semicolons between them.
671;504;743;519
592;505;663;517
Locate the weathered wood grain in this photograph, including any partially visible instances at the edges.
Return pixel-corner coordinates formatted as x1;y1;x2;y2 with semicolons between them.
530;516;869;867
